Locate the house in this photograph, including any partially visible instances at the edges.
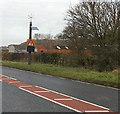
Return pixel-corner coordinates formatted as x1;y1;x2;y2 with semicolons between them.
35;39;71;54
0;46;9;53
36;45;47;53
17;42;27;53
8;42;27;53
7;38;71;54
36;44;71;54
8;45;19;53
47;45;71;54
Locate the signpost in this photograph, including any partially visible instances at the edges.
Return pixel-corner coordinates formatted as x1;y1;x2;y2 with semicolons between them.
27;39;35;52
27;17;34;65
27;16;39;65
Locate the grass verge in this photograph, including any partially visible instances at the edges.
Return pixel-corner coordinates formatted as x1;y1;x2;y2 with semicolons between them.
2;61;119;89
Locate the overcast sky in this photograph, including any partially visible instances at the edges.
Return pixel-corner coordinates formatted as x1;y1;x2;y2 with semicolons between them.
0;0;81;46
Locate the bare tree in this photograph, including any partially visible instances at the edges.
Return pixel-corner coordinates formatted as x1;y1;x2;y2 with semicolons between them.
62;1;119;52
60;1;120;71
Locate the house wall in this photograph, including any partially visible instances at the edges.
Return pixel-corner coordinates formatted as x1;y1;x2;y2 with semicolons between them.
8;46;16;53
36;45;47;53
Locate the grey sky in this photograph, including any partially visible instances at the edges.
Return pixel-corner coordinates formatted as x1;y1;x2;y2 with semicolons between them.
0;0;80;46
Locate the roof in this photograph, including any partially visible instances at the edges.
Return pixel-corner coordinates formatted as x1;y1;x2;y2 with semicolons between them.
8;44;19;47
53;45;70;50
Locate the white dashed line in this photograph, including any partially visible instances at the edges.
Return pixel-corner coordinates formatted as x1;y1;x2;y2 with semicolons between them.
19;87;81;113
9;81;20;84
46;75;53;77
1;74;111;113
34;91;49;93
59;77;65;79
54;98;73;101
36;85;110;110
1;72;119;90
10;78;17;80
19;85;33;88
85;110;109;112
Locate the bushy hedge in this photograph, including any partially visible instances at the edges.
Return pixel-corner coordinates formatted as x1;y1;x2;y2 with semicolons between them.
2;52;62;65
33;52;61;64
2;52;118;72
2;52;28;62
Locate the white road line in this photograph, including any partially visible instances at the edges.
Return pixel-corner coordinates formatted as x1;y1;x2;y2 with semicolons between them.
54;98;73;101
19;87;81;113
75;79;119;90
46;75;53;77
36;86;110;110
0;75;9;78
9;81;20;84
0;74;119;90
85;110;109;112
60;77;65;79
0;74;115;112
19;85;33;88
93;84;119;90
35;86;49;91
3;74;110;112
34;91;49;92
78;81;90;85
75;80;90;84
10;78;17;80
75;80;80;83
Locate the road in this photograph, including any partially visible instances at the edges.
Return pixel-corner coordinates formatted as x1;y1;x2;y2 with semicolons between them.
1;66;119;113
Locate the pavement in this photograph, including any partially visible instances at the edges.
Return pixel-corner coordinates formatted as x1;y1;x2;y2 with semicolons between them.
1;66;119;113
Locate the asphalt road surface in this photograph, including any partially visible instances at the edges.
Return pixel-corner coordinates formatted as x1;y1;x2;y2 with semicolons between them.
1;66;119;112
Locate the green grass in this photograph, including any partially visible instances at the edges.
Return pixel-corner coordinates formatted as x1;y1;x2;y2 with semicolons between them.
2;61;119;89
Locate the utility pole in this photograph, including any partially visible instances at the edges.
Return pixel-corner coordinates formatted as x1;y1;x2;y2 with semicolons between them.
28;17;32;65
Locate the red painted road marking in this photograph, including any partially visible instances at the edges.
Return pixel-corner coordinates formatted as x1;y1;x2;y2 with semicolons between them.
34;91;50;92
1;75;112;113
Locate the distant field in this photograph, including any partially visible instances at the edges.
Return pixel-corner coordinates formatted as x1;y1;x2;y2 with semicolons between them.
2;61;119;89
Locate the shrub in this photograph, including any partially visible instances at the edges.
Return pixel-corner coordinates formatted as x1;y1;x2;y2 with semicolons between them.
2;51;118;72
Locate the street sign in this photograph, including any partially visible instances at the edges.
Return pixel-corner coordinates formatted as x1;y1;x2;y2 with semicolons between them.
27;39;35;52
27;46;35;52
27;39;35;47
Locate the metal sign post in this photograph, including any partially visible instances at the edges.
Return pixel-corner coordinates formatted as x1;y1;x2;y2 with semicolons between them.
28;17;33;65
27;16;38;65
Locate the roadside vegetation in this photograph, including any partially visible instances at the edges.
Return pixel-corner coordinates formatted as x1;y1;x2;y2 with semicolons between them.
2;61;119;89
2;1;120;89
56;1;120;72
2;1;119;72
